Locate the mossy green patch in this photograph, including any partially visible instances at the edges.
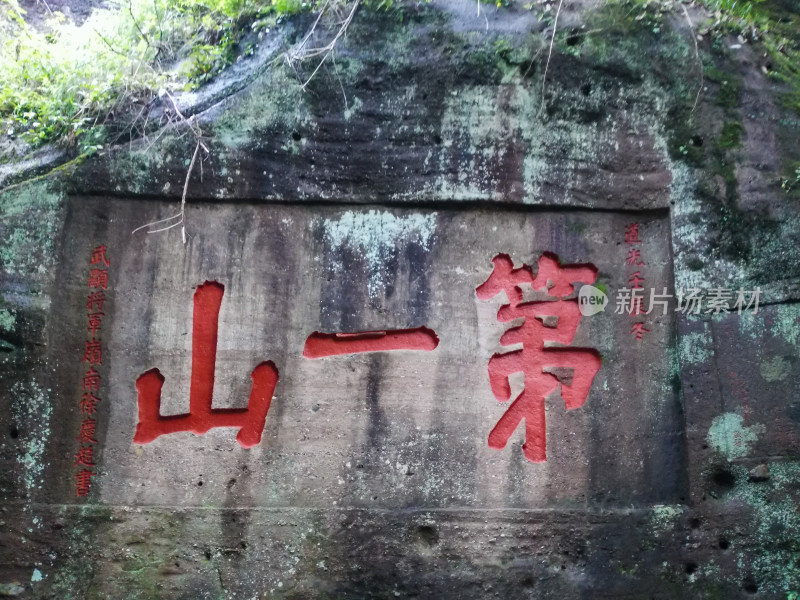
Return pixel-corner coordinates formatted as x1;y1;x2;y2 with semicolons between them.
679;329;713;365
0;307;15;332
0;178;60;217
710;69;742;109
760;356;791;382
707;412;764;460
720;462;800;594
649;504;685;536
212;62;312;149
770;303;800;347
0;180;63;276
717;121;743;149
10;379;53;494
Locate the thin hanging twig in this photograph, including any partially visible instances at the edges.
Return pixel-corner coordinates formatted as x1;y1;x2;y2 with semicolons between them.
540;0;565;115
132;95;205;243
680;2;704;115
131;138;199;241
286;0;360;91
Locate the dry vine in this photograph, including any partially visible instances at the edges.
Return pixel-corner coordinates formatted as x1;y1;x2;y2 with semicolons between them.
679;2;704;115
540;0;564;115
132;1;359;243
285;0;360;91
131;93;208;244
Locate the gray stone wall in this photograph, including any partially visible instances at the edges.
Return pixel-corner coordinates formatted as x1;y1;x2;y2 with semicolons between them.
1;1;799;598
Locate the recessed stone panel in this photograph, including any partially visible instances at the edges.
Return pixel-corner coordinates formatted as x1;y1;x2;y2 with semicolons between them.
45;198;683;508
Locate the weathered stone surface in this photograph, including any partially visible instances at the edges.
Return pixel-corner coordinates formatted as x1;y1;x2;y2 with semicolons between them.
2;0;800;598
27;199;678;510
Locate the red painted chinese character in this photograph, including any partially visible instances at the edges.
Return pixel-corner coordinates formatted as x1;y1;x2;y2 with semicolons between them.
627;271;645;289
88;269;108;290
476;253;602;463
134;281;279;449
625;223;642;244
75;469;95;497
82;367;101;392
625;249;645;266
80;392;100;415
78;418;98;444
631;322;650;340
87;312;104;336
89;244;110;267
74;444;96;467
81;339;102;365
86;291;106;312
303;327;438;358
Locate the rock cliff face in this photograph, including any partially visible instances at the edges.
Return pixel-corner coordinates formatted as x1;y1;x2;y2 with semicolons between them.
2;1;800;598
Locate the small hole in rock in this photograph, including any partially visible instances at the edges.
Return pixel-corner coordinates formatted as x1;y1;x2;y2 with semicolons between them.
433;134;442;145
712;468;736;490
291;131;302;142
240;541;247;549
566;33;581;46
581;83;591;96
742;577;758;594
417;525;439;546
689;517;701;529
691;135;703;147
204;549;212;560
719;537;730;550
197;480;203;487
9;426;19;439
685;562;698;574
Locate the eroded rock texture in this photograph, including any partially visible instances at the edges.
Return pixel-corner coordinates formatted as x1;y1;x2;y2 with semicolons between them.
2;1;800;598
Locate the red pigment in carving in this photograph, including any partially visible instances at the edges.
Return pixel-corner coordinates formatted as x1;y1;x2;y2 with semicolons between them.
134;281;279;448
303;327;439;359
87;268;108;290
90;244;111;267
476;253;601;463
75;469;95;497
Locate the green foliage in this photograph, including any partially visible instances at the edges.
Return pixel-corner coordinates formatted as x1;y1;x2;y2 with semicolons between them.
701;0;765;26
272;0;304;15
699;0;800;114
493;38;513;60
0;0;423;150
1;0;26;27
718;121;743;149
0;2;168;151
0;0;349;150
622;0;800;116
